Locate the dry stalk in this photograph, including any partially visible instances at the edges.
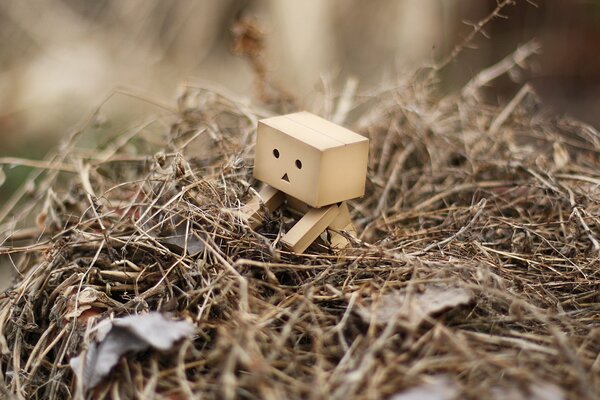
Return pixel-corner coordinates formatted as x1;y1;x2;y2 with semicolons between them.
0;42;598;399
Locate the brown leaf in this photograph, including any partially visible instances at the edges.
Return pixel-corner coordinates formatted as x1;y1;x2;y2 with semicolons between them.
161;223;204;256
70;313;195;390
390;376;459;400
357;284;473;330
63;287;118;323
491;382;564;400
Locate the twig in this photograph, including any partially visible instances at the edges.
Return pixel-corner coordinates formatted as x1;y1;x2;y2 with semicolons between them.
423;198;487;252
488;84;533;135
332;77;358;125
0;158;76;173
462;40;541;98
434;0;521;73
572;207;600;252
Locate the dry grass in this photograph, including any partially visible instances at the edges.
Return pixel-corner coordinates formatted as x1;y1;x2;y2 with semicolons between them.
0;41;599;399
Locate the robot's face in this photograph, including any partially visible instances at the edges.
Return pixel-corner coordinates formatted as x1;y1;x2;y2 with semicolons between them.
254;121;322;206
254;112;369;208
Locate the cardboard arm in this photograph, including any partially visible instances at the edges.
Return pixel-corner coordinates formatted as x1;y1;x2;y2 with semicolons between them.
327;202;356;249
241;185;285;229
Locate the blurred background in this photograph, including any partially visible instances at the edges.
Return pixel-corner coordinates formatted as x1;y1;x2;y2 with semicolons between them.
1;0;600;287
2;0;600;155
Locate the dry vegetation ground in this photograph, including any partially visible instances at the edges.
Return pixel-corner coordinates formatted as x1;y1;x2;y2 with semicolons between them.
0;40;599;399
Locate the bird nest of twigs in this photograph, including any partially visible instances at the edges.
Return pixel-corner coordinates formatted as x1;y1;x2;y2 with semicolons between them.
0;42;599;399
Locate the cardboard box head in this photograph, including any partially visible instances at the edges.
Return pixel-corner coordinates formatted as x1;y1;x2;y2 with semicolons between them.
254;112;369;208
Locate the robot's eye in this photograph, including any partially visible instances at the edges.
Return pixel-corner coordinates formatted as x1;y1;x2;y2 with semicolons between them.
273;149;280;158
295;159;302;169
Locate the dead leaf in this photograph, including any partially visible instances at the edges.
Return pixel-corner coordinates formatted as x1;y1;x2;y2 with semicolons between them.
528;383;565;400
142;204;204;256
70;313;195;389
390;376;459;400
62;287;120;323
0;167;5;188
356;284;473;330
491;382;564;400
161;222;204;256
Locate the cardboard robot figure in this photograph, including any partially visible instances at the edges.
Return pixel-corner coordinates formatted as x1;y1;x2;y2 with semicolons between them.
241;112;369;253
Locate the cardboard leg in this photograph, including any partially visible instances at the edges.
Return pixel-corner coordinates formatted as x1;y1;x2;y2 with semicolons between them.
329;223;356;249
328;202;355;250
281;203;341;253
240;185;284;229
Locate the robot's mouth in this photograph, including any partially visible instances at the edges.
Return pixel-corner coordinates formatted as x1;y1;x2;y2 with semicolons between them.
281;173;290;183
